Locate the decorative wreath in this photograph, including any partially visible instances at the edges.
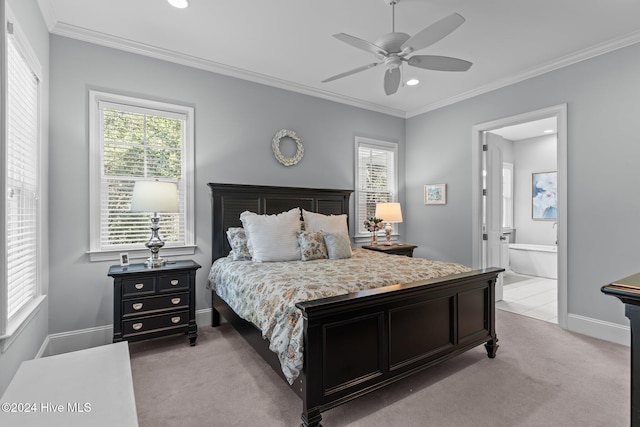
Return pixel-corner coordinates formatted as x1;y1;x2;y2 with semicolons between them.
272;129;304;166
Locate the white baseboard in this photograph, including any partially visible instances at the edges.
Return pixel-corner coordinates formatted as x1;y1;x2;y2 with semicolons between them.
46;308;214;356
35;335;50;358
567;313;630;346
47;325;113;356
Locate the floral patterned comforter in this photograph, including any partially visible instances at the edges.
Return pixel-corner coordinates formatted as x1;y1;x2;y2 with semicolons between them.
207;248;471;384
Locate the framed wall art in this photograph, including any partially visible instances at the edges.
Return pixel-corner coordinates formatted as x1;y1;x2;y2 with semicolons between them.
532;171;557;220
424;184;446;205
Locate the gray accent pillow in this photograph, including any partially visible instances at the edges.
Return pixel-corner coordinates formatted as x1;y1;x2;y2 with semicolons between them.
323;232;352;260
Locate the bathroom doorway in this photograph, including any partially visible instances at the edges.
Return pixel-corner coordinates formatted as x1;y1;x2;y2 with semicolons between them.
471;105;567;328
489;119;558;324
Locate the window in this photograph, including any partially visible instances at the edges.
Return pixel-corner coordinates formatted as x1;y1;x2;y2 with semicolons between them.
89;91;195;261
1;12;45;345
355;137;398;236
502;162;514;228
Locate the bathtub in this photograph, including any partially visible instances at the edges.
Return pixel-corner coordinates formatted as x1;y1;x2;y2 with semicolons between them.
508;243;557;279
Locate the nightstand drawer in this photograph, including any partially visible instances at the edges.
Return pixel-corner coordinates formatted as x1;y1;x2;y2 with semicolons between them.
122;292;189;316
122;277;156;296
122;310;189;336
158;273;190;292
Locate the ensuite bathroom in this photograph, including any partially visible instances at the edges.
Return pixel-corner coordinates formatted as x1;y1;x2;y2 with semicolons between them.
493;120;558;324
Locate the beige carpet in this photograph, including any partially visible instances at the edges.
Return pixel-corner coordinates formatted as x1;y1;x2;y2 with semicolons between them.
129;310;629;426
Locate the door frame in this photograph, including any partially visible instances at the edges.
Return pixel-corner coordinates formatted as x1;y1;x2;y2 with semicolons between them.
471;104;568;328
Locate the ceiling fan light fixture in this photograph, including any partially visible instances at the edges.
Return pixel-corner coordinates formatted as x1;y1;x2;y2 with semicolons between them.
168;0;189;9
406;78;420;86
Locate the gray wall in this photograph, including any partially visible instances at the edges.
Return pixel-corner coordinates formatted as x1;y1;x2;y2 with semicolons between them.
48;36;405;335
513;134;557;245
0;0;50;394
406;41;640;325
502;137;514;164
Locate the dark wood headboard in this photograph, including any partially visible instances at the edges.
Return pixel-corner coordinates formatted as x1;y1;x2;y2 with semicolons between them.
208;183;353;263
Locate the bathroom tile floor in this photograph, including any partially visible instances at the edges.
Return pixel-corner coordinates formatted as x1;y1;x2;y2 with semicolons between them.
496;271;557;324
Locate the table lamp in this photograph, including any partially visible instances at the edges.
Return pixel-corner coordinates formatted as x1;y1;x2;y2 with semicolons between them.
375;202;403;245
130;180;179;267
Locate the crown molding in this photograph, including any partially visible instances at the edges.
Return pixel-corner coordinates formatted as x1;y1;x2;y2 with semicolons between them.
47;21;406;118
407;29;640;118
36;0;640;120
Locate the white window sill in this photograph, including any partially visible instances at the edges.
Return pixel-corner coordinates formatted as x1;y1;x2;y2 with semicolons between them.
87;245;197;262
1;295;47;353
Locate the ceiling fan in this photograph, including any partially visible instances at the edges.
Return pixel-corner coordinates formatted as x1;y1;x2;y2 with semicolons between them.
322;0;472;96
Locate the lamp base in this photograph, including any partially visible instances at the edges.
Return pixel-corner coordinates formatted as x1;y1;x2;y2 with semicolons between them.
384;223;393;245
145;257;167;268
144;213;166;268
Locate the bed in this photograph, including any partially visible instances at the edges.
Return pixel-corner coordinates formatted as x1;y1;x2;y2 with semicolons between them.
208;183;503;426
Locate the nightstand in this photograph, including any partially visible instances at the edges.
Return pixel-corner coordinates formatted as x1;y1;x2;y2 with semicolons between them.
361;243;417;257
108;260;201;346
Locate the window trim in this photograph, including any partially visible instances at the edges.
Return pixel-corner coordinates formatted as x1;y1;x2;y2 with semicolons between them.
88;91;195;262
1;5;46;351
354;136;398;239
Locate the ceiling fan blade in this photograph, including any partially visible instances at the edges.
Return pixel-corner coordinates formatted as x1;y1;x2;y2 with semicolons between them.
408;55;472;72
322;63;380;83
333;33;388;56
401;13;466;53
384;68;401;96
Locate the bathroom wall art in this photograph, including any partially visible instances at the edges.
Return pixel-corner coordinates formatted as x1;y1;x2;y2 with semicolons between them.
532;171;557;220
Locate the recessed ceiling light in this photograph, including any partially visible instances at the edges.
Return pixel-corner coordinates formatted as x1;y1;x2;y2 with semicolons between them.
543;129;555;134
168;0;189;8
406;78;420;86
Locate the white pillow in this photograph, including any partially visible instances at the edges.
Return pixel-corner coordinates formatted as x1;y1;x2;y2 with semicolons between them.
240;208;301;262
302;209;349;236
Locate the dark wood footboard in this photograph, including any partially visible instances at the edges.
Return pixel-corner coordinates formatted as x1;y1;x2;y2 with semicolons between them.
294;267;502;426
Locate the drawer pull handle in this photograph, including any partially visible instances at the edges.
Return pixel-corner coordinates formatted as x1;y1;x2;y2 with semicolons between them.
132;303;143;310
132;323;143;330
134;283;144;290
171;298;181;305
171;316;181;324
170;279;179;286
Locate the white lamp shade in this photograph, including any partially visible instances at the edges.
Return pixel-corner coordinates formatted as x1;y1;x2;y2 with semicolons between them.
130;180;179;213
375;202;403;223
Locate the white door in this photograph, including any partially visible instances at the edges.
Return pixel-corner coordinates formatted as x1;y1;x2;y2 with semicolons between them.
483;132;504;301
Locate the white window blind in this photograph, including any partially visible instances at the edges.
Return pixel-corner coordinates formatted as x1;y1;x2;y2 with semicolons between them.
355;138;397;236
502;163;514;228
97;102;186;251
6;32;40;320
